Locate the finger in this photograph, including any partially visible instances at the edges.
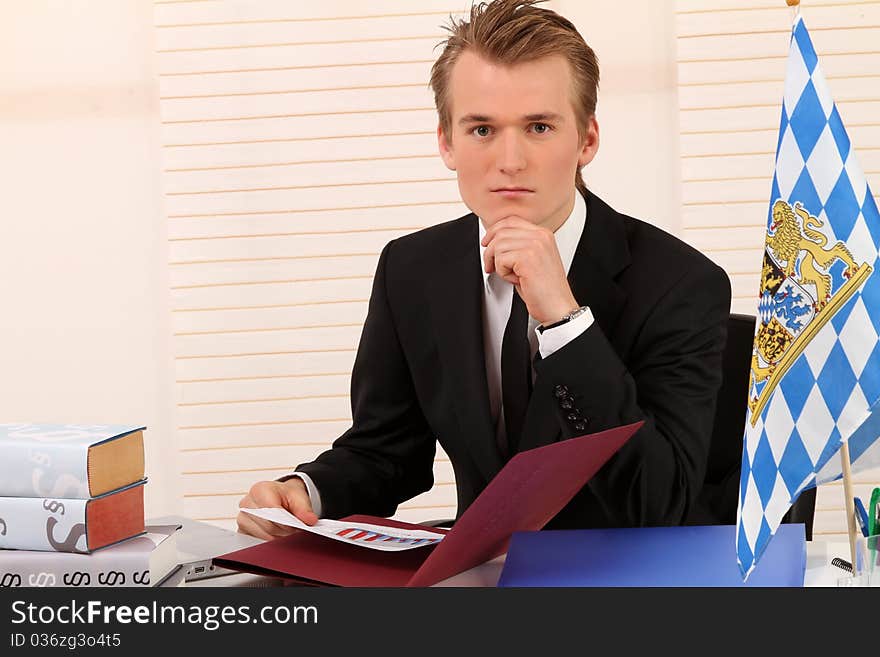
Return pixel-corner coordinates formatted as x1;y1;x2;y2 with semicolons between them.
273;479;318;526
494;246;538;279
502;273;521;288
237;495;255;510
483;242;496;274
485;224;543;242
238;490;298;538
236;511;279;541
237;504;297;537
494;251;523;283
484;241;531;275
481;217;535;244
282;490;318;526
293;509;318;526
499;262;521;286
246;483;284;508
488;237;540;258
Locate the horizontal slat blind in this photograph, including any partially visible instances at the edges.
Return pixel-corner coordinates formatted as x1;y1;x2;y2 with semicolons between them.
155;0;471;530
675;0;880;538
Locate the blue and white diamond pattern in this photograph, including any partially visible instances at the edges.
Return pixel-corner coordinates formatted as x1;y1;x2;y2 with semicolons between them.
736;14;880;578
758;291;775;324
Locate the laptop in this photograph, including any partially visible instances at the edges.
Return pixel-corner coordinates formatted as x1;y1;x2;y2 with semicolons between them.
148;515;265;583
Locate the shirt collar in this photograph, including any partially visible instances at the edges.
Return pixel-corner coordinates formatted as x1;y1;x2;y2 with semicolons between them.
478;189;587;290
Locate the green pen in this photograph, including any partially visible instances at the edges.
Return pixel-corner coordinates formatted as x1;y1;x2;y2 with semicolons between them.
869;487;880;574
870;487;880;537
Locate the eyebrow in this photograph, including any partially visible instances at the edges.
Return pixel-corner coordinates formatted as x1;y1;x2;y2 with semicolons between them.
457;112;565;126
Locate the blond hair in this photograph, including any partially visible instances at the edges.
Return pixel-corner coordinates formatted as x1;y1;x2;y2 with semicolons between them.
430;0;599;195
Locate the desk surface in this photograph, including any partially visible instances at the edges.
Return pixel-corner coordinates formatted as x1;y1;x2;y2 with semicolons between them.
183;537;855;588
153;514;852;587
804;539;860;587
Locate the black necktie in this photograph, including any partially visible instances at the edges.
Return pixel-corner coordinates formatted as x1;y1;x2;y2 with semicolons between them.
500;289;532;456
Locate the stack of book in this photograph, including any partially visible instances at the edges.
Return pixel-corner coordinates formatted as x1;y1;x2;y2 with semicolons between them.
0;424;180;587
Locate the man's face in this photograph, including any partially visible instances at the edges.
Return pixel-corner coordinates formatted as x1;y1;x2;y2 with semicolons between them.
438;51;599;232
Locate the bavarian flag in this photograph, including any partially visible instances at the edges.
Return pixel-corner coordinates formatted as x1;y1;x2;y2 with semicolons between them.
736;12;880;578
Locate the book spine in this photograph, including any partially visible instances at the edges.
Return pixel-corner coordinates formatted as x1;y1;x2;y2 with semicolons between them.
0;497;90;552
0;529;175;588
0;438;90;498
0;553;150;588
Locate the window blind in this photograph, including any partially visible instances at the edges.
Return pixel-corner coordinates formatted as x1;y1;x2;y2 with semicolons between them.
155;0;470;528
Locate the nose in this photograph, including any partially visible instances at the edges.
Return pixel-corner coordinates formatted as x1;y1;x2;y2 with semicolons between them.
495;130;526;175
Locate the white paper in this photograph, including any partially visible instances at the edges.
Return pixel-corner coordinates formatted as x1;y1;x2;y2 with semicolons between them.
241;508;444;552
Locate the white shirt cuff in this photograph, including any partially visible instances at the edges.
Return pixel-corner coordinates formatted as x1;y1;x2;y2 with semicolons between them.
536;306;595;359
290;472;323;518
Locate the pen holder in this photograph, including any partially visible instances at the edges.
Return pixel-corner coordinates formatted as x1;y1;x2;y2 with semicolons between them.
837;535;880;587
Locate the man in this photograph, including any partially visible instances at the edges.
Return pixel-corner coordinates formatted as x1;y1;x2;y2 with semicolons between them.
237;0;731;540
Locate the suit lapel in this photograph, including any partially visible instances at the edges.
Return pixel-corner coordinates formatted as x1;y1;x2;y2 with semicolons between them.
426;215;503;480
517;191;632;452
566;191;630;334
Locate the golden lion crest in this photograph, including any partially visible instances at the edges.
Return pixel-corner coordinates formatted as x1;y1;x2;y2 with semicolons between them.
766;200;858;308
748;200;872;424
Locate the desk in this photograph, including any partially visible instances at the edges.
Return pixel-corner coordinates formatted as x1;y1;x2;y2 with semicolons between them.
184;538;855;587
804;539;865;587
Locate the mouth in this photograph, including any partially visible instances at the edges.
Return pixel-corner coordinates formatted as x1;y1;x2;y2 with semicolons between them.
491;187;534;197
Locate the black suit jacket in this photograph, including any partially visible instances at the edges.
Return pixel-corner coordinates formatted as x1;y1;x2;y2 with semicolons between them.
296;191;732;529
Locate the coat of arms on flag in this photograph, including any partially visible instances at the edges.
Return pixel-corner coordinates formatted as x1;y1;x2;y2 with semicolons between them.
736;11;880;579
748;199;872;423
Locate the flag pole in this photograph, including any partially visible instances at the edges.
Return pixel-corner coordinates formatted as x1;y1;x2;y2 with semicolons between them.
781;0;859;577
782;0;860;579
841;442;860;571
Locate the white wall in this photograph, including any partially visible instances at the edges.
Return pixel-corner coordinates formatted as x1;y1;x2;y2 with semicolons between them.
0;1;178;517
553;0;681;235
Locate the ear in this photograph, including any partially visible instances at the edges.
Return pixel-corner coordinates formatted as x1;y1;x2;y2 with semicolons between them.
577;115;600;168
437;124;457;171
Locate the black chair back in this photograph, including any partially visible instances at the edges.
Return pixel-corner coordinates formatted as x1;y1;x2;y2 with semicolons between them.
686;313;816;538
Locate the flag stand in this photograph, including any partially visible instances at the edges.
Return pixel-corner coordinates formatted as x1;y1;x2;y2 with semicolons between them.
840;443;859;573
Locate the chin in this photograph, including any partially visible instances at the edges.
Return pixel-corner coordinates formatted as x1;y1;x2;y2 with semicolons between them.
492;198;537;215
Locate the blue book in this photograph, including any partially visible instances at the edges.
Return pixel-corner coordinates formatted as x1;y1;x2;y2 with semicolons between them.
498;524;805;587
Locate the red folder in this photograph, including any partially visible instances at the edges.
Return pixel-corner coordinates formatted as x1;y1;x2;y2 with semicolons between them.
214;422;642;587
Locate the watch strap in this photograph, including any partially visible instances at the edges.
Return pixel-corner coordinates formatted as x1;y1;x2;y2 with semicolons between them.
538;305;589;333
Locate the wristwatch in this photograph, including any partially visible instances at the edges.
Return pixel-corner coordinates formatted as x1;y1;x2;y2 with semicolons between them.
539;305;590;332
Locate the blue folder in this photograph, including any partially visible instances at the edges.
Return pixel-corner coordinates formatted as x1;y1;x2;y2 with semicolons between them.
497;524;805;587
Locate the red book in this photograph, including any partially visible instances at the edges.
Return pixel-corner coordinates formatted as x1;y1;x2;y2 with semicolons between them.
0;480;146;553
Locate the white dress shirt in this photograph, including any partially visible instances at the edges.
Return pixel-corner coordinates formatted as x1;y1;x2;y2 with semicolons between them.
295;190;594;517
479;189;594;448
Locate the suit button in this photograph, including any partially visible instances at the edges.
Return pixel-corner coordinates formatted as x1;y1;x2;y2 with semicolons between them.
566;412;580;422
560;398;573;410
575;421;587;432
554;385;569;399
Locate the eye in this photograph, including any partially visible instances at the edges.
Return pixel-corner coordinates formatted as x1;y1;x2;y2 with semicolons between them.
472;125;492;137
531;122;551;134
